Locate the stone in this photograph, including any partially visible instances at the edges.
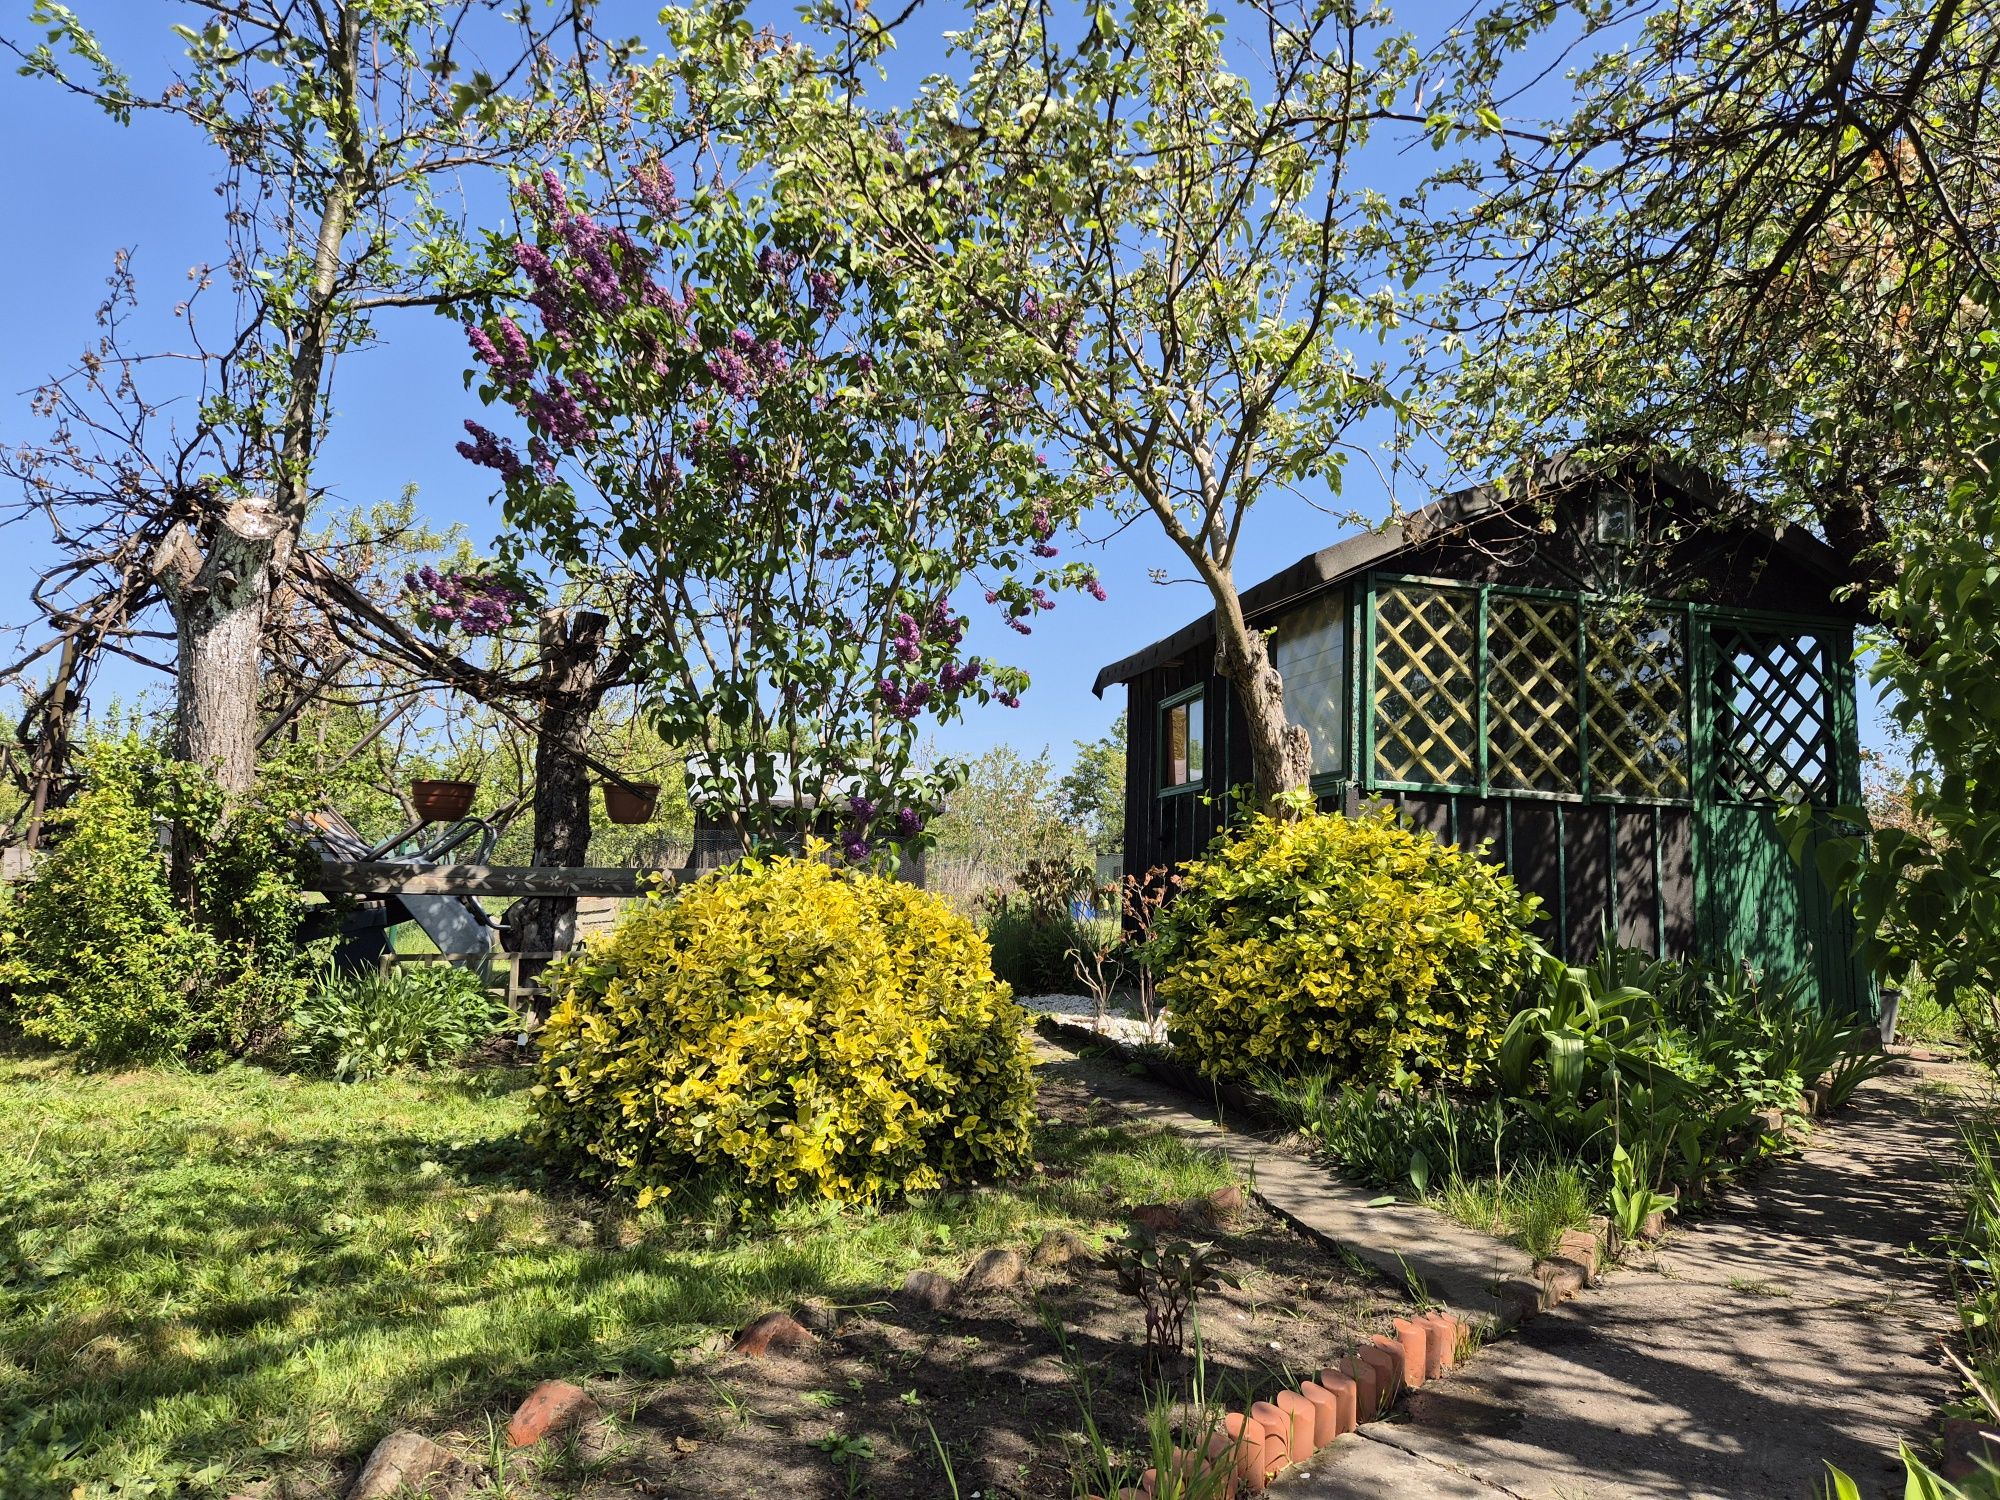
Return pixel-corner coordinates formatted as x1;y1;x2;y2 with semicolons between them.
957;1246;1025;1293
1639;1208;1669;1241
730;1311;817;1357
1941;1418;2000;1482
1130;1202;1183;1235
348;1431;459;1500
1207;1183;1246;1221
898;1269;955;1312
506;1379;601;1448
1031;1228;1093;1269
1555;1228;1599;1286
1588;1213;1617;1260
1802;1086;1826;1116
794;1299;838;1336
1534;1258;1587;1307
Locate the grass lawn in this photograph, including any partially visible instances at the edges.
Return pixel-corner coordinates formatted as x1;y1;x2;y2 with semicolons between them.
0;1048;1232;1498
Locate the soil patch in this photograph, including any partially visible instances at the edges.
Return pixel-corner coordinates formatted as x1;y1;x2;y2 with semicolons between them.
451;1073;1405;1499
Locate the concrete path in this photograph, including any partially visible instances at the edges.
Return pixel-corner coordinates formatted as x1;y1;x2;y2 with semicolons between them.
1036;1042;1543;1328
1288;1059;1980;1500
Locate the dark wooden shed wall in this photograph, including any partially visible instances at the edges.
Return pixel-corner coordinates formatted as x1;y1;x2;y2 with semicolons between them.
1113;481;1860;969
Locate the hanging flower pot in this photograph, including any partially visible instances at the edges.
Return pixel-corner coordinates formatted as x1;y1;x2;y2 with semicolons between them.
410;778;477;822
603;780;660;825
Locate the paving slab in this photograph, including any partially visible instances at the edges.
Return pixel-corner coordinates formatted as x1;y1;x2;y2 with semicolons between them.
1036;1044;1540;1330
1281;1061;1981;1500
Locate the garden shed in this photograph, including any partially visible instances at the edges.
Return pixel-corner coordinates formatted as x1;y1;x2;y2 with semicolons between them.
1095;458;1876;1014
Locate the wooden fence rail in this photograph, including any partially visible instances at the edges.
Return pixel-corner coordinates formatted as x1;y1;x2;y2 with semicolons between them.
308;863;672;896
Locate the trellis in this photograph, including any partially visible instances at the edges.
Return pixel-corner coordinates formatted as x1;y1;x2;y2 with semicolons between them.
1586;609;1690;800
1365;575;1839;808
1371;583;1478;786
1487;594;1581;794
1712;627;1833;803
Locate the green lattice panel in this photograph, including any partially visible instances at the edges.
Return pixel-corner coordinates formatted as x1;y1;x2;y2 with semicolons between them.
1713;628;1832;803
1373;584;1477;787
1487;595;1581;794
1587;609;1691;800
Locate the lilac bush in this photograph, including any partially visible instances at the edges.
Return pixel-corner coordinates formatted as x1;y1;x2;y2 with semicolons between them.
453;163;1105;856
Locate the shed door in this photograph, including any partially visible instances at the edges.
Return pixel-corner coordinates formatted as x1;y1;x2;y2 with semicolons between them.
1691;619;1871;1015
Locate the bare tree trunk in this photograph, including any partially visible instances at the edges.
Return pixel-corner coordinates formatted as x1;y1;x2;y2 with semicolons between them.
152;495;286;794
1206;571;1313;817
514;608;610;953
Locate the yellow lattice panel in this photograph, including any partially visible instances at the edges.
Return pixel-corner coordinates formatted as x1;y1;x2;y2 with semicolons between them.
1586;609;1690;800
1373;584;1477;786
1488;595;1581;793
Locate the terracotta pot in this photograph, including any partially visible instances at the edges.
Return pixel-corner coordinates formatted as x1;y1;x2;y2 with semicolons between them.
410;778;477;822
603;780;660;825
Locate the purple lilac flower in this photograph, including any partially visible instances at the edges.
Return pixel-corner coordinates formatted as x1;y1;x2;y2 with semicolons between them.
530;380;593;447
706;347;756;400
493;316;533;379
465;324;502;372
1031;505;1053;539
895;807;923;837
555;211;625;312
940;657;983;692
850;796;878;823
456;419;523;478
634;160;679;219
998;689;1021;709
405;564;530;636
757;245;798;279
1084;571;1108;602
805;268;840;314
891;612;923;663
1032;587;1056;612
1032;541;1059;558
882;126;905;155
1007;617;1033;636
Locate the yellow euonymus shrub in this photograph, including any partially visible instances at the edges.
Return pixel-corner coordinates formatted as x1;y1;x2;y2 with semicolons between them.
1154;808;1543;1088
528;852;1036;1205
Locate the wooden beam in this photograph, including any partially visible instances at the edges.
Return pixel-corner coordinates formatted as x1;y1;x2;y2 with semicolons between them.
308;862;673;896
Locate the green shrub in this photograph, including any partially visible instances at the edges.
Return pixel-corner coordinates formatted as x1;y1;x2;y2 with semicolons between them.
289;963;504;1079
530;852;1036;1205
0;735;318;1062
982;897;1115;995
1154;807;1542;1087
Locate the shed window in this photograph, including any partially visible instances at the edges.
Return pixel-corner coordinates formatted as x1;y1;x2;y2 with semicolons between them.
1160;690;1205;790
1273;590;1347;777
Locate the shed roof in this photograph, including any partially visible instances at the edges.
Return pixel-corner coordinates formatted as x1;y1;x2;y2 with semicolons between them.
1090;470;1860;696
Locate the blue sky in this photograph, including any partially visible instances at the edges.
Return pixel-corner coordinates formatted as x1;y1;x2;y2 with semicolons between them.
0;3;1892;773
